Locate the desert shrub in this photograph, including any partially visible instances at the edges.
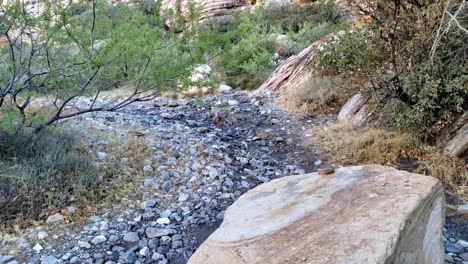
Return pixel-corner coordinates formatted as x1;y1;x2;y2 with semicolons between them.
280;77;350;116
197;0;345;89
0;1;201;133
0;129;98;227
317;30;383;76
316;0;468;140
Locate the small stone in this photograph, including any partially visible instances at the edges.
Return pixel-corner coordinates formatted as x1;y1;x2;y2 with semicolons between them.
216;211;224;220
99;221;109;231
97;152;107;160
41;256;58;264
172;240;183;249
89;215;102;222
151;253;165;261
156;217;170;225
227;100;239;106
314;160;322;166
90;235;107;245
460;253;468;261
159;209;172;218
162;181;172;192
33;243;43;252
46;213;64;224
139;246;150;257
37;231;49;240
197;127;209;133
318;168;335;175
445;242;464;254
142;199;157;208
458;240;468;248
145;228;177;239
0;256;14;263
70;256;80;263
178;194;189;202
143;165;153;172
123;232;140;243
78;241;92;249
160;113;173;119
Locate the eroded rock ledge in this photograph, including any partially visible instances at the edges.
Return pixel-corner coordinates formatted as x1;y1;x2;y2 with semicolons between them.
189;165;444;264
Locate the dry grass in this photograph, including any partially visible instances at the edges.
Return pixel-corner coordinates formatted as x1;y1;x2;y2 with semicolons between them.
279;77;350;116
99;136;153;203
312;123;468;199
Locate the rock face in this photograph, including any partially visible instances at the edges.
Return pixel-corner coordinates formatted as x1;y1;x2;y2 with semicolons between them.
257;39;328;93
441;112;468;158
337;93;370;125
189;165;445;264
161;0;251;22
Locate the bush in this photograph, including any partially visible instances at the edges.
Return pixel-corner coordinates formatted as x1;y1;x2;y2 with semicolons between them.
0;129;98;227
316;0;468;140
280;77;350;116
197;0;345;89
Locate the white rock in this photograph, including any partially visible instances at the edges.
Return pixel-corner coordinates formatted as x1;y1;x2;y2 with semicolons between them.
156;217;171;225
33;243;43;252
139;246;150;256
46;213;64;224
218;84;232;93
90;235;107;245
458;240;468;248
143;165;153;172
178;194;189;202
227;100;239;106
97;151;107;160
37;231;49;240
78;241;92;249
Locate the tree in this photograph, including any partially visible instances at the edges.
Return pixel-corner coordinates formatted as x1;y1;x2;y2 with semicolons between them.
0;0;201;133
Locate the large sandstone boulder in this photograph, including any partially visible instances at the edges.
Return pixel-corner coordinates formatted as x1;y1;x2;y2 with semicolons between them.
257;38;328;93
189;165;444;264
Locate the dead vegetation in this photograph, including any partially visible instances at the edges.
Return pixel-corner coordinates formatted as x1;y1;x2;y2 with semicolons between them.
279;77;350;116
311;123;468;198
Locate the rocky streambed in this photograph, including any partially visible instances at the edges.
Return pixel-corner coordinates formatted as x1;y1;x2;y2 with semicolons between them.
0;90;467;264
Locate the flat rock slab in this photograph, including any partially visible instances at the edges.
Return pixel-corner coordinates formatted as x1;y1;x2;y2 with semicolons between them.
189;165;444;264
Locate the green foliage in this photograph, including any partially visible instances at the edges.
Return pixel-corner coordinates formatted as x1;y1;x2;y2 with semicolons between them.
0;129;98;226
316;0;468;139
196;1;344;89
0;0;202;132
317;30;383;76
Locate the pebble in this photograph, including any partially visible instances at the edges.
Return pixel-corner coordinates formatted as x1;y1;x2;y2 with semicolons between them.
156;217;171;225
78;241;92;249
37;231;49;240
46;213;64;224
90;235;107;245
33;243;43;252
123;232;140;243
145;228;176;239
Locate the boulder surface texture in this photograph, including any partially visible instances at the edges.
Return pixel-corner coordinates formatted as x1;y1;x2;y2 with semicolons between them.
189;165;444;264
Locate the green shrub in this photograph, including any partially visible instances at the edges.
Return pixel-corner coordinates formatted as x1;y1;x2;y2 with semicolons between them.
197;0;345;89
317;29;383;76
0;129;98;227
316;0;468;139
